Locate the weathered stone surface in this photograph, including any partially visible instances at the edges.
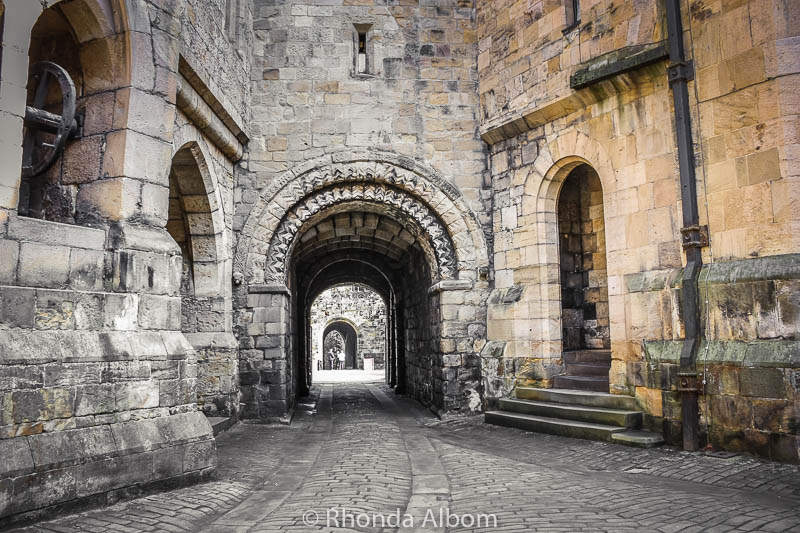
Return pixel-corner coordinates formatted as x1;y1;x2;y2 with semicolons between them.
17;243;71;287
75;453;154;498
570;42;669;89
0;287;35;328
0;438;35;479
2;0;800;524
11;467;78;516
0;240;20;283
114;381;160;411
28;426;117;469
73;385;116;417
739;367;786;398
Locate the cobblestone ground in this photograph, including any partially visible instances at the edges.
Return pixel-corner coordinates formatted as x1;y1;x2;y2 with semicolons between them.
11;383;800;533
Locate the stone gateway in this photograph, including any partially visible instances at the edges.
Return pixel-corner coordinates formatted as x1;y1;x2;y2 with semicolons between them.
0;0;797;526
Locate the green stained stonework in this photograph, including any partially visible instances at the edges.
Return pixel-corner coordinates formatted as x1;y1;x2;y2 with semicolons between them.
570;41;670;90
643;340;800;368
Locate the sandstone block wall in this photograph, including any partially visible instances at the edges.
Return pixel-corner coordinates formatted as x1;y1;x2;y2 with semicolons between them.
240;0;488;229
478;0;799;461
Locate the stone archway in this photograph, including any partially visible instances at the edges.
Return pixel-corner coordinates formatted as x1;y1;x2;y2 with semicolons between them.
484;131;619;404
166;142;237;416
264;183;458;284
552;163;612;392
235;151;490;421
234;150;489;284
323;320;358;369
532;156;612;359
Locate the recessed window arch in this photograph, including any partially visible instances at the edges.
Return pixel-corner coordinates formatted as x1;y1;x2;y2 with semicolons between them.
166;143;224;300
16;0;130;225
18;4;84;221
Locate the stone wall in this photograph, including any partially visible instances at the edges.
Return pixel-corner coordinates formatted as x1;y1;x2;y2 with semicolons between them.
310;284;386;370
478;0;799;461
239;0;488;231
234;0;492;421
182;0;253;126
0;0;250;522
170;0;251;418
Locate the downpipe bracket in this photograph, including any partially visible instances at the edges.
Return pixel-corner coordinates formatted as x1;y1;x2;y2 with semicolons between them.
667;60;694;84
680;224;708;249
677;371;703;393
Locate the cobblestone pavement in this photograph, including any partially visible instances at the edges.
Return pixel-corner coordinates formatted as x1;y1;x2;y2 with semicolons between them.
10;383;800;532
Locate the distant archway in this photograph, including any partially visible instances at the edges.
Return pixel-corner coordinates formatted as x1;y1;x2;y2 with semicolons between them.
323;321;358;369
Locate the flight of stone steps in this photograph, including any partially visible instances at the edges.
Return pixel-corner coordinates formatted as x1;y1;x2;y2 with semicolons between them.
485;350;664;448
553;348;612;392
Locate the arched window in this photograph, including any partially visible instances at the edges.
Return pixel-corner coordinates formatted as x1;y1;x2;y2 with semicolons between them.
16;0;126;225
166;143;224;301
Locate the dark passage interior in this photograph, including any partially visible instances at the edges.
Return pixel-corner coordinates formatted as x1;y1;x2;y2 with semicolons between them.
555;163;611;392
287;202;440;408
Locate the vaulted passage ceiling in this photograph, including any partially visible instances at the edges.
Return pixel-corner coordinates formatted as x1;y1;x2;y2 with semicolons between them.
294;209;421;266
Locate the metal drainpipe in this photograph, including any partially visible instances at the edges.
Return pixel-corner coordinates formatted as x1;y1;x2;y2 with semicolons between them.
665;0;707;452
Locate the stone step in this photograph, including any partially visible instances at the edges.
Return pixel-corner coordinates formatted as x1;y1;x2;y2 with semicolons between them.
515;387;638;411
553;374;609;392
564;362;610;377
499;398;642;428
611;430;665;448
563;349;612;364
206;416;235;436
485;410;627;442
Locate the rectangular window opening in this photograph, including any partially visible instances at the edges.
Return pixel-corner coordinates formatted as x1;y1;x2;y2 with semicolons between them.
357;32;367;73
353;24;372;75
565;0;580;29
225;0;239;43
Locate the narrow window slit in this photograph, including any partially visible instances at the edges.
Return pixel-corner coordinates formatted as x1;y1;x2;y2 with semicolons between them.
357;31;367;73
353;24;372;75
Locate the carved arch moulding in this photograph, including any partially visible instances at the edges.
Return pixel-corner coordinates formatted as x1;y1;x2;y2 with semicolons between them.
234;151;490;286
264;183;457;284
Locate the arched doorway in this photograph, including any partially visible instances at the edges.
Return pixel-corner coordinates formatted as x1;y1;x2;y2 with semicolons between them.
554;163;611;391
322;321;358;369
234;154;490;421
310;284;387;375
292;207;435;399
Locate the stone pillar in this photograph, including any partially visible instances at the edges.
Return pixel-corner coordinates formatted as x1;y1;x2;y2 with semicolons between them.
240;284;292;422
429;280;485;414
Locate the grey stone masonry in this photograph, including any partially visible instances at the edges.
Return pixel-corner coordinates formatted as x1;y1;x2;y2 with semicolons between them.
310;284;387;370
